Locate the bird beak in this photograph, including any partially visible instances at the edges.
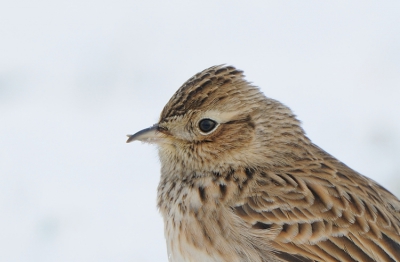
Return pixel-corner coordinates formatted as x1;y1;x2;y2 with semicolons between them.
126;124;166;144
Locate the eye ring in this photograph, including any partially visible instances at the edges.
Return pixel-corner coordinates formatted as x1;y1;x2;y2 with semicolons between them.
198;118;218;134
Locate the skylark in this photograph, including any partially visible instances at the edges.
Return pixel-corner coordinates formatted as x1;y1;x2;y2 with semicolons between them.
127;65;400;262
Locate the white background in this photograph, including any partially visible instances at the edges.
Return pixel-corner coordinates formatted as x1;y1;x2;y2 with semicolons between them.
1;1;399;261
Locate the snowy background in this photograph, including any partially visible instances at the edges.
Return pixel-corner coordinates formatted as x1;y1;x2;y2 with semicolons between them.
1;1;400;261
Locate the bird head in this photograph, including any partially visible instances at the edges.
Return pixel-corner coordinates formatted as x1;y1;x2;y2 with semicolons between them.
127;65;310;173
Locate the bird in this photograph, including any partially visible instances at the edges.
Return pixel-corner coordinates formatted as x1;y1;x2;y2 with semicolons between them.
127;65;400;262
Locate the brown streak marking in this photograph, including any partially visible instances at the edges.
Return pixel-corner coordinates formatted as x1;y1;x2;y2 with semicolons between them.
198;186;206;203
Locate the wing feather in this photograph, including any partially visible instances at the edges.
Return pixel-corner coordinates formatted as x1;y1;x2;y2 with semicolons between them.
232;148;400;261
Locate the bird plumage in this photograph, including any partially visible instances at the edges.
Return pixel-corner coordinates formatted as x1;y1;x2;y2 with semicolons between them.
127;65;400;262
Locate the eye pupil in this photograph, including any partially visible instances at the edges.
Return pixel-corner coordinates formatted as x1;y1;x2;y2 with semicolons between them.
199;119;217;133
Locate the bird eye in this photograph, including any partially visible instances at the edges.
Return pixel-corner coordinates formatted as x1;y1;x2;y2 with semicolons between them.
198;119;217;133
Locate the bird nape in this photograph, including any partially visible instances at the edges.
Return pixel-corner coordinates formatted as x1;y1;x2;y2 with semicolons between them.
127;65;400;262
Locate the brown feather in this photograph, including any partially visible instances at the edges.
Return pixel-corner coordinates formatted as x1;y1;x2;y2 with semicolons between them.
129;65;400;262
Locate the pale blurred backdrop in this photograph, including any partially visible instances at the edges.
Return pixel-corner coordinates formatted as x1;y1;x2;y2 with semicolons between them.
1;1;400;261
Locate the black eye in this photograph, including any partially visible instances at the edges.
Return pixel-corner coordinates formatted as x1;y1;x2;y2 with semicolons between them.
199;119;217;133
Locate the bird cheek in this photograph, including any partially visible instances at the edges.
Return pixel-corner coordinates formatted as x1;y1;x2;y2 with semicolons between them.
220;125;254;149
